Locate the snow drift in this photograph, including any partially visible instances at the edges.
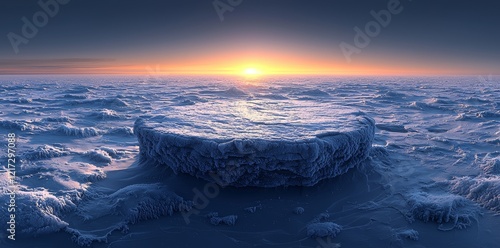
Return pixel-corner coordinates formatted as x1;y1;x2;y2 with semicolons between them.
22;145;71;161
55;124;102;137
0;185;77;236
0;119;35;131
450;176;500;213
394;229;419;241
68;183;192;246
306;222;342;238
134;116;375;187
405;192;480;230
208;213;238;226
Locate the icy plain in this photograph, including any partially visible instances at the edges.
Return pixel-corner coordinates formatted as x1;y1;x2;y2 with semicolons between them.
0;75;498;248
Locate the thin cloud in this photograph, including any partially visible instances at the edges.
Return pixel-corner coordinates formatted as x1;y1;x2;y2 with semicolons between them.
0;58;117;74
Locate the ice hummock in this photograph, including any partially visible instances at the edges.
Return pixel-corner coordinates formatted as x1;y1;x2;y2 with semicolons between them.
450;176;500;213
306;222;342;238
134;111;375;187
405;192;480;230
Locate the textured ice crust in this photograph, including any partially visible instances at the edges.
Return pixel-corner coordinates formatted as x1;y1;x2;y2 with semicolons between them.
395;229;419;241
450;176;500;213
0;187;77;237
306;222;342;238
209;214;238;226
405;192;480;230
134;116;375;187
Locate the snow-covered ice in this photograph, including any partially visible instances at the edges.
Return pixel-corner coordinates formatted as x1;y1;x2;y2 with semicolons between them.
134;114;375;187
405;192;480;230
306;222;342;238
0;75;498;248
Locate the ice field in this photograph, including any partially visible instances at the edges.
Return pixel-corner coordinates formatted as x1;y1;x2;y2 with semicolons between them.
0;75;498;247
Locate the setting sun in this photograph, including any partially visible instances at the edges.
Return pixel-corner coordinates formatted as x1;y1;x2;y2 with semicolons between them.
243;68;262;75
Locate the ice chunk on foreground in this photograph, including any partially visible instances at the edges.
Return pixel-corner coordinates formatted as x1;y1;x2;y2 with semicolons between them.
450;176;500;213
405;192;480;231
0;186;76;237
134;112;375;187
306;222;342;238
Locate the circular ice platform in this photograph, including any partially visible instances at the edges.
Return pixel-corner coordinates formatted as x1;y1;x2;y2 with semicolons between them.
134;102;375;187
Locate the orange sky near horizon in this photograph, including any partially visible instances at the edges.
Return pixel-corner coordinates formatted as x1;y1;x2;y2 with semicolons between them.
1;34;494;76
1;24;496;76
2;1;500;77
1;54;490;76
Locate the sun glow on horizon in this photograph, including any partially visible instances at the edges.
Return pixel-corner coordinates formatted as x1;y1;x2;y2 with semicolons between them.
243;68;262;76
8;56;483;76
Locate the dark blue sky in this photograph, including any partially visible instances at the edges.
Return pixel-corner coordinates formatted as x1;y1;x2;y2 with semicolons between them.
1;0;499;74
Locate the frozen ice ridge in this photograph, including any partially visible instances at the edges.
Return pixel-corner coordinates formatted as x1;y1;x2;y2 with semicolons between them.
134;114;375;187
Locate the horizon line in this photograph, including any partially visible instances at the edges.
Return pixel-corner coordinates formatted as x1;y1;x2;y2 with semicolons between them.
0;72;497;77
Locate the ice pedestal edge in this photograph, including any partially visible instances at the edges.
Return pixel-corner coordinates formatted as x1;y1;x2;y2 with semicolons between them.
134;117;375;187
